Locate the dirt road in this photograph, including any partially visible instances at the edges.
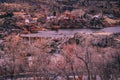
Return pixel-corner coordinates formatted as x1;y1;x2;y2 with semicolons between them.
20;26;120;38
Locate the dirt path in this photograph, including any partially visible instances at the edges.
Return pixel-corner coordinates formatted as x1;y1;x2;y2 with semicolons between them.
20;27;120;38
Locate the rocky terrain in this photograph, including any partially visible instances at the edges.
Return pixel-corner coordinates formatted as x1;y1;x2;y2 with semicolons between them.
0;0;120;80
0;0;120;36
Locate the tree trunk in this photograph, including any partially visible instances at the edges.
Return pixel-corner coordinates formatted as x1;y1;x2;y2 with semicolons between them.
70;63;77;80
